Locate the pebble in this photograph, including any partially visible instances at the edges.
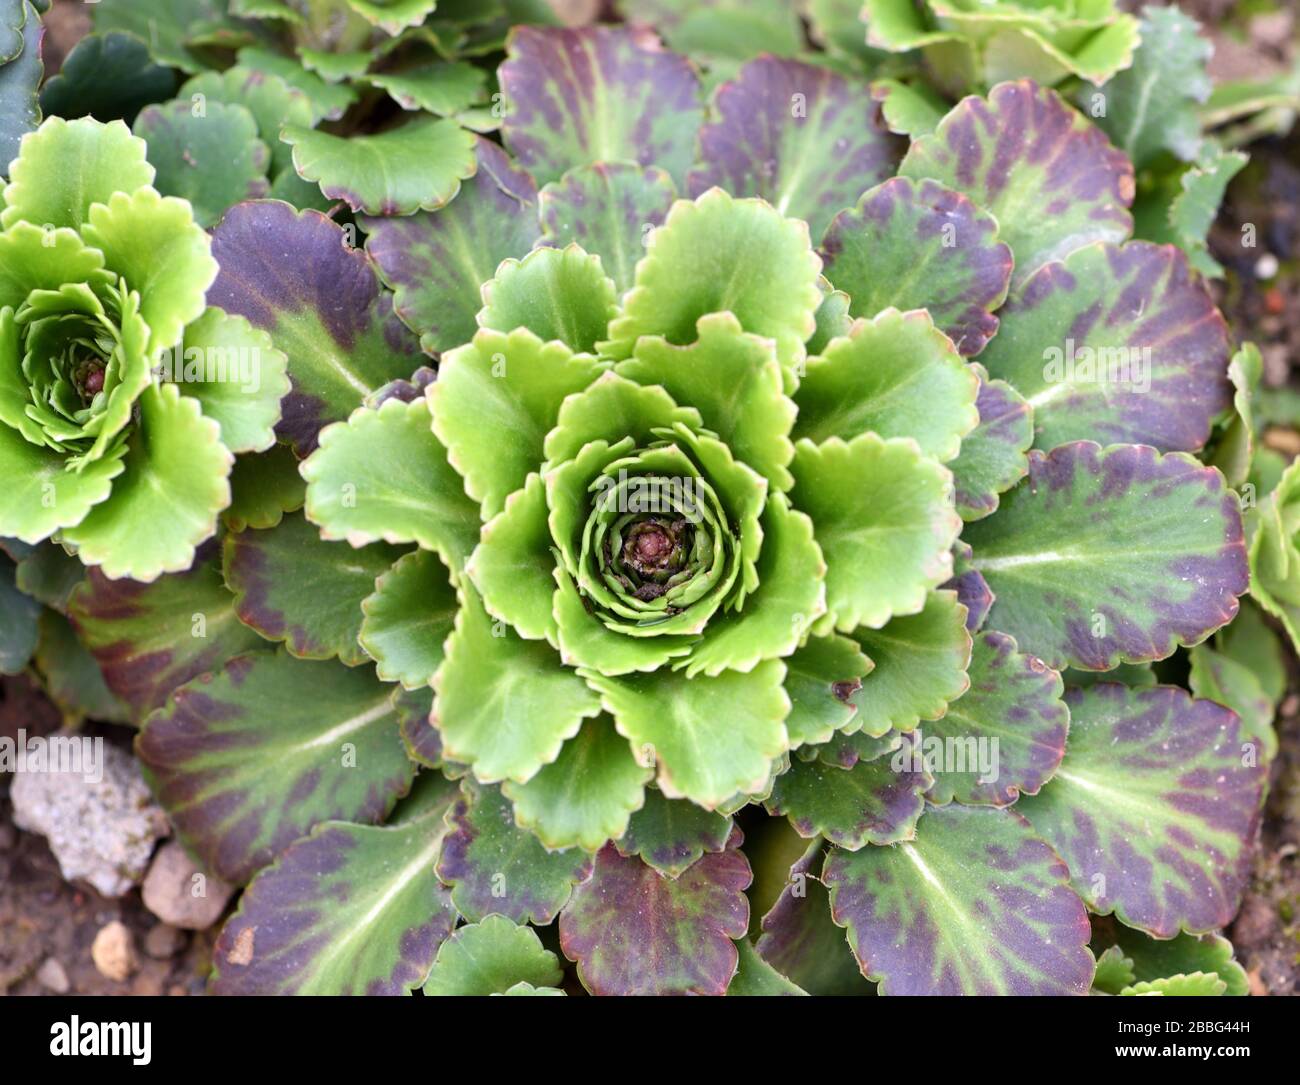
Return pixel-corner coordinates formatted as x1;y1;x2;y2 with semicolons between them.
143;923;187;960
91;920;138;982
141;840;236;930
36;957;70;994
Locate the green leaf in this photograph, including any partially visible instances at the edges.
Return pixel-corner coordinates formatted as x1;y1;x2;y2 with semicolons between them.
871;78;946;138
282;117;477;216
617;787;733;878
0;0;43;174
820;177;1012;358
180;65;315;179
502;714;652;852
2;115;154;232
559;840;750;995
34;607;130;723
1188;642;1277;762
301;397;481;571
846;590;972;737
1081;5;1211;171
431;327;604;520
1218;599;1286;706
825;804;1094;994
1210;343;1262;489
1016;684;1267;937
138;652;416;885
1094;925;1248;997
235;46;357;120
94;0;238;74
0;554;39;674
538;162;677;294
582;660;789;810
793;308;979;462
617;311;796;491
1091;944;1136;994
434;581;601;784
791;434;961;632
223;444;305;532
900;82;1134;286
949;365;1033;521
1120;972;1227;996
133;99;269;228
0;421;124;546
478;244;618;354
364;61;488;115
728;938;806;995
437;780;593;923
501;24;703;188
767;741;930;849
223;512;403;667
423;914;563;996
61;383;232;582
963;443;1248;671
211;775;460;995
782;633;873;748
13;541;83;612
602;187;823;373
921;630;1069;805
346;0;437;34
169;307;289;454
467;474;557;643
359;548;457;689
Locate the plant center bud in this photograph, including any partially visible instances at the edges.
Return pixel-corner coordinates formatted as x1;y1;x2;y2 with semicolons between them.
76;358;107;400
623;518;689;580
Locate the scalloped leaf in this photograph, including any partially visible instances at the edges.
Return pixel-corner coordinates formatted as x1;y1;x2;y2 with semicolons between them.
782;633;872;748
1189;642;1277;762
138;652;416;885
846;589;972;737
820;177;1011;357
538;162;677;294
978;241;1232;453
180;64;314;179
792;434;961;632
0;0;42;172
209;200;426;456
1094;924;1248;997
825;804;1094;995
560;839;750;995
963;443;1248;671
363;139;540;356
211;775;459;995
60;383;232;582
437;780;593;923
0;424;123;546
767;736;930;849
793;308;979;462
949;365;1033;521
282;118;477;217
234;46;357;121
501;24;702;188
900;81;1134;285
93;0;235;74
67;549;264;720
301;397;481;571
617;787;733;878
1121;972;1226;996
478;244;618;353
601;187;822;371
921;630;1068;805
1017;684;1267;937
359;548;457;689
423;914;563;996
503;714;651;852
581;660;789;810
223;444;306;533
223;512;403;667
688;56;900;239
364;61;489;116
133;99;269;227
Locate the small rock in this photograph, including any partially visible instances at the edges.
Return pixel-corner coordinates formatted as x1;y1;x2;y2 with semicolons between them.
143;923;186;960
142;840;236;930
0;822;16;850
36;957;70;994
10;734;169;897
91;920;138;982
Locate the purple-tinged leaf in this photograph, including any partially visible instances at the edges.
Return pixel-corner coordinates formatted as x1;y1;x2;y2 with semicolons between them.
979;241;1232;453
209;199;426;456
137;653;415;884
767;734;931;849
538;162;677;294
944;563;995;633
963;443;1248;671
900;80;1135;285
500;24;703;188
363;139;540;355
397;688;443;769
728;938;807;995
616;787;733;878
949;364;1033;521
922;630;1068;806
782;632;873;748
436;780;593;924
807;729;903;770
559;834;751;995
68;550;265;721
820;177;1011;356
211;774;459;995
688;56;903;239
1017;684;1267;938
825;804;1094;995
223;513;404;667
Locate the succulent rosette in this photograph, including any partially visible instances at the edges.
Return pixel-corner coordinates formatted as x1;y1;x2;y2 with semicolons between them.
0;116;288;580
64;26;1269;998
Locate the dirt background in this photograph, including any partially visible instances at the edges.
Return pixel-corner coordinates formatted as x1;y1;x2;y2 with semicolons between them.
1;0;1297;996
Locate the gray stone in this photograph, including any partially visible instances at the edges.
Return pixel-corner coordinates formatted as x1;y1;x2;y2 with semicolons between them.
141;840;235;930
10;735;169;897
36;957;70;993
143;923;187;960
91;920;137;982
